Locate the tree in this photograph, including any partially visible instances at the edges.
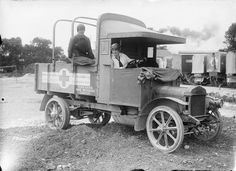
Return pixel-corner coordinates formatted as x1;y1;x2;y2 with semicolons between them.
22;37;65;65
224;23;236;51
32;37;51;49
54;46;66;60
0;37;23;67
0;36;66;72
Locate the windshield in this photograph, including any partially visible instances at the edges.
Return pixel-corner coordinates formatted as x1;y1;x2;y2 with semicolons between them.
112;37;157;60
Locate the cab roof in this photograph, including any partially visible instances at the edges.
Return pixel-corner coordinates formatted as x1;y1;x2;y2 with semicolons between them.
98;13;186;44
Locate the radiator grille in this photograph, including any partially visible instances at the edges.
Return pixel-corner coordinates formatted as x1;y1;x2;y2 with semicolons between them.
190;95;205;116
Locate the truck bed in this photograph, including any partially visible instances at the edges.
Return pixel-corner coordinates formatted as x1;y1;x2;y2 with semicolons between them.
35;62;97;96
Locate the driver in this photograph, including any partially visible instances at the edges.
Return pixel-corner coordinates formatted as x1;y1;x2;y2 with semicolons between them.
111;43;132;69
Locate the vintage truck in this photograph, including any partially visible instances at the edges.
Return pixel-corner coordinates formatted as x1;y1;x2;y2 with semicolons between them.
35;13;223;153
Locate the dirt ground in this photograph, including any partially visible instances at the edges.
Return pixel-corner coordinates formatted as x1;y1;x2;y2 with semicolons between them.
0;74;235;171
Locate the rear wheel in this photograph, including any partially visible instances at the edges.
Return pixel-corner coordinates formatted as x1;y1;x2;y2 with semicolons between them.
88;111;111;126
146;106;184;153
45;96;70;129
193;109;222;141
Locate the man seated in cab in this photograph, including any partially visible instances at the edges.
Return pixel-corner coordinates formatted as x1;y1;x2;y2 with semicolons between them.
68;24;95;65
111;43;132;69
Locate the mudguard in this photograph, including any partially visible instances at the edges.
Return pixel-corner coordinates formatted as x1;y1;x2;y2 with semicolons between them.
134;97;187;131
39;94;53;111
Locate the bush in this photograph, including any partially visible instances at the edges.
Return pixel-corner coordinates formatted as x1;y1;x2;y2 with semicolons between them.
24;63;35;74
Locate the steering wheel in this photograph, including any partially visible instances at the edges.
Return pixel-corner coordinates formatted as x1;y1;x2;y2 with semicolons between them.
126;59;142;68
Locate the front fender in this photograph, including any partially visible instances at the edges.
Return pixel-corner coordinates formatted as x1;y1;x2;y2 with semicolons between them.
134;97;187;131
205;95;223;111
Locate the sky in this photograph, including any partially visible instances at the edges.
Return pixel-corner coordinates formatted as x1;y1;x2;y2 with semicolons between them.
0;0;236;54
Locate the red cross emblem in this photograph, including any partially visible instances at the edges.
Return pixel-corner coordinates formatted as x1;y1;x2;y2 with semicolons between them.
58;69;72;88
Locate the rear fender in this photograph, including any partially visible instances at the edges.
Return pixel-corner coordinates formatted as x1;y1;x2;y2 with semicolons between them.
40;94;53;111
134;97;187;131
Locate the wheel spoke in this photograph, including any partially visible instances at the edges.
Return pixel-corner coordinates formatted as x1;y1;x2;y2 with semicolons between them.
167;131;177;143
54;120;58;127
161;111;165;124
53;117;57;127
55;119;60;127
52;103;55;110
165;116;172;126
48;107;53;113
57;106;62;113
54;102;58;112
167;126;177;130
58;113;63;118
55;116;62;127
97;117;102;123
102;113;105;119
164;133;169;147
153;116;162;126
156;131;163;144
91;118;96;123
51;104;56;115
149;127;162;132
47;105;54;121
58;109;63;117
89;111;110;125
51;102;62;127
94;117;100;123
49;103;54;110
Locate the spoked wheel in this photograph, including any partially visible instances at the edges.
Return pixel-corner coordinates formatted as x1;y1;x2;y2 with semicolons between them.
193;109;222;141
88;111;111;126
146;106;184;153
45;96;70;129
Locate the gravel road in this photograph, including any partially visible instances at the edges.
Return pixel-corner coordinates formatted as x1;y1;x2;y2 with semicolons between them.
0;74;235;171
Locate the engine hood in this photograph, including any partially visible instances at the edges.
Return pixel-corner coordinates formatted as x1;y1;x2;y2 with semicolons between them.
152;86;206;100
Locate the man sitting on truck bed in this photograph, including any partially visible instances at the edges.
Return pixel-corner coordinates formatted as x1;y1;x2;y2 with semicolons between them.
68;24;95;65
111;43;132;69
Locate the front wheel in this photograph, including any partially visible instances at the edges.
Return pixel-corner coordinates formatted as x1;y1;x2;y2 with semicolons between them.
193;109;222;141
146;106;184;153
45;96;70;129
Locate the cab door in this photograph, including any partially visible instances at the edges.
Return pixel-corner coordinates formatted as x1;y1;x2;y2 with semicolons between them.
97;39;112;103
110;68;141;107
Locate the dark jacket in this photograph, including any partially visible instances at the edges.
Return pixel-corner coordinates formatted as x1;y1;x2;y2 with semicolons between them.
68;34;95;59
